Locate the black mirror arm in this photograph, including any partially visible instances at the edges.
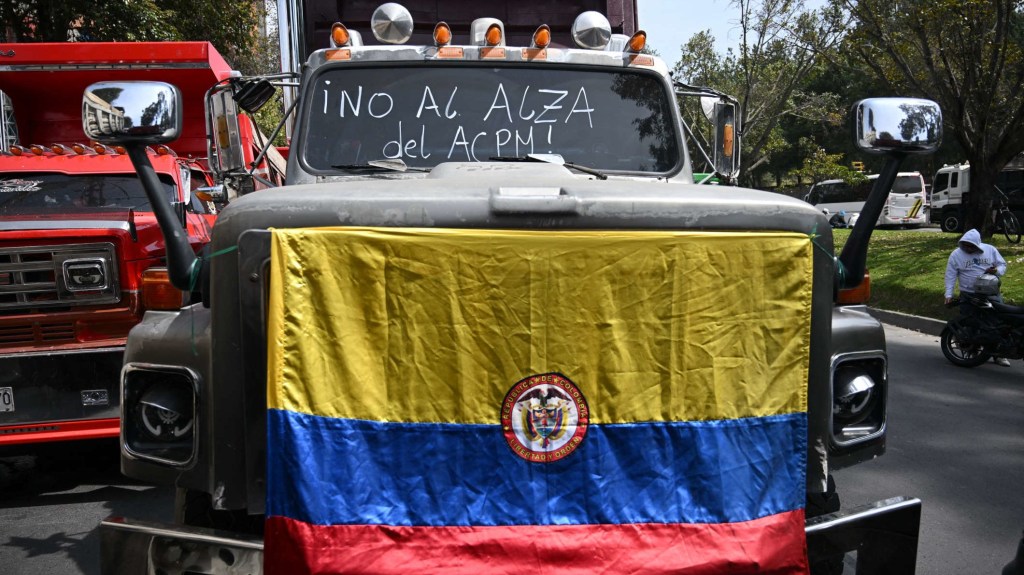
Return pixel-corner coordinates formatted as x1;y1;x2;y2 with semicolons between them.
126;144;198;291
837;153;905;290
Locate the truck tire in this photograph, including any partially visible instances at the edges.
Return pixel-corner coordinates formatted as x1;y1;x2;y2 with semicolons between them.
940;210;962;233
174;488;264;535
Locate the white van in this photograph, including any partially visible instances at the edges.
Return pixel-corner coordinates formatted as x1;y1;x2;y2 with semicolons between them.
804;172;928;228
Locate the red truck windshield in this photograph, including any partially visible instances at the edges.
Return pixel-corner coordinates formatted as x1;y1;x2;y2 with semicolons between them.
300;64;682;174
0;173;175;216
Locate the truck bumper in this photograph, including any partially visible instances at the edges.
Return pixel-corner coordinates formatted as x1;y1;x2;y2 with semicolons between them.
807;496;922;574
99;516;264;575
0;349;123;445
99;496;920;575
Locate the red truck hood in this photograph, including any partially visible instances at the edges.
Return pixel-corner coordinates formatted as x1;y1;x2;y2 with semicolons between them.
0;210;158;230
0;212;171;262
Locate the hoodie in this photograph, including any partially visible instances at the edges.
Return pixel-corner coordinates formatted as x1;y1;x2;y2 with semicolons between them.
944;229;1008;298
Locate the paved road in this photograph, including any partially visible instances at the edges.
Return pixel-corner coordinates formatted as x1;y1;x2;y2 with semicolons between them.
834;324;1024;575
0;323;1020;574
0;440;173;575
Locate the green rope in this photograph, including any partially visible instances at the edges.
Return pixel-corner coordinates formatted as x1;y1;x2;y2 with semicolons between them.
808;223;848;287
188;245;239;356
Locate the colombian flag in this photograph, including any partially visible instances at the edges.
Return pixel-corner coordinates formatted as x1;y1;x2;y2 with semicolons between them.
264;228;812;574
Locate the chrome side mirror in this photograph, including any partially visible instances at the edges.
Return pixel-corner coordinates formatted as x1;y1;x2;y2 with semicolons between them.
83;81;181;144
853;98;942;155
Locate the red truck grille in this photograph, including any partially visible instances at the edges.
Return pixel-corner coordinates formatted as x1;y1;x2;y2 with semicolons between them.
0;243;120;312
0;321;77;345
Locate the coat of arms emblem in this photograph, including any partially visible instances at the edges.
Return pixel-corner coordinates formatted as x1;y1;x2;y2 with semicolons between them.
501;373;589;462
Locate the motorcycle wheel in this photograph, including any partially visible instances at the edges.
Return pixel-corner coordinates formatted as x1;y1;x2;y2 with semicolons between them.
940;326;991;367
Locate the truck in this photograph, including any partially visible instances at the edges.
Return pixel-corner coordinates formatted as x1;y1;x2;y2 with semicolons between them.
930;161;1024;233
0;42;278;448
91;3;935;573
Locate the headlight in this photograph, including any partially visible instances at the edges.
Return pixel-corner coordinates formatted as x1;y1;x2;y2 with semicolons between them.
831;356;886;446
122;363;198;467
833;373;876;424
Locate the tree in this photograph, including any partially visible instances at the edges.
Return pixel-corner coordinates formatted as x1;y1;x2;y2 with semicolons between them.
1;1;273;74
674;0;850;188
845;0;1024;236
796;139;868;185
1;1;175;43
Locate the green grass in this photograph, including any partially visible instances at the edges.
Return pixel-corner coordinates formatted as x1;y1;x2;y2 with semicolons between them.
834;229;1024;321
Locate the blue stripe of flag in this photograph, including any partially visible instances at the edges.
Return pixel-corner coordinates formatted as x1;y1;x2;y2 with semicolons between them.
266;409;806;527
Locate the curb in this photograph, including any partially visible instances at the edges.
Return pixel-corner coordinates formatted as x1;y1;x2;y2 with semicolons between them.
867;307;946;337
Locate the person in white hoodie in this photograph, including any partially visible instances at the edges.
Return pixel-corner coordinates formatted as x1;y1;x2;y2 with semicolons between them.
944;228;1010;366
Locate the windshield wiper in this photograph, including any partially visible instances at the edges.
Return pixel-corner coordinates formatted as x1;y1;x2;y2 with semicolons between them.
489;154;607;180
331;158;429;173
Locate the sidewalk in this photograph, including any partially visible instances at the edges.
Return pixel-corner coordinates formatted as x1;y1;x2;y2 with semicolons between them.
867;307;946;337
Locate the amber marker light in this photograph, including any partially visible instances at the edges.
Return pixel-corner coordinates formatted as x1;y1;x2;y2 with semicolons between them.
29;144;46;156
485;23;502;46
113;145;127;154
50;144;72;155
141;268;185;311
72;143;94;155
434;22;452;46
154;145;177;157
8;145;26;156
627;30;647;52
532;25;551;49
331;22;351;47
837;270;872;305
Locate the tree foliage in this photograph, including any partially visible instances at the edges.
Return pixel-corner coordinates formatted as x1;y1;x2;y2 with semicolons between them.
796;139;868;185
845;0;1024;235
1;0;274;74
674;0;850;188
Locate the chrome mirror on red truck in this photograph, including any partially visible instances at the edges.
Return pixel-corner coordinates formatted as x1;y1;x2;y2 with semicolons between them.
82;81;197;292
82;81;181;144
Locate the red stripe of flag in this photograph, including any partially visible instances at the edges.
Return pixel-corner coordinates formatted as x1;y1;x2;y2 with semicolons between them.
265;509;808;575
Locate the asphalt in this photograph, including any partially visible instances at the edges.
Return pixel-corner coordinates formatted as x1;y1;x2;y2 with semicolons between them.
867;307;946;336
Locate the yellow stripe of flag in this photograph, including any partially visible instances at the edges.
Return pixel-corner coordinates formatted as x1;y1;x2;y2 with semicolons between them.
267;228;811;424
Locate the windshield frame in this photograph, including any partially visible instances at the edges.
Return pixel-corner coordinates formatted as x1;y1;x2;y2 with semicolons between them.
293;60;687;178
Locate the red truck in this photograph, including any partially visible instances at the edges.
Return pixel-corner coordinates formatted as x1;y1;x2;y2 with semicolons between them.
0;42;270;447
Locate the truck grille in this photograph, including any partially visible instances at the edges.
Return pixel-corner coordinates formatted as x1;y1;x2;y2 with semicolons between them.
0;243;120;311
0;321;76;345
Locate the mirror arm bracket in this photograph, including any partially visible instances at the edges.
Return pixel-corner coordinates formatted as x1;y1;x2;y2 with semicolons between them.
126;144;198;291
837;153;905;289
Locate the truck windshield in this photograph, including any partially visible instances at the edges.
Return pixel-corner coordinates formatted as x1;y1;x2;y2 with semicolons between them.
0;173;175;216
301;64;682;174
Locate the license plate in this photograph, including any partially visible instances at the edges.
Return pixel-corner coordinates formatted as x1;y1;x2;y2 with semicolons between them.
0;387;13;412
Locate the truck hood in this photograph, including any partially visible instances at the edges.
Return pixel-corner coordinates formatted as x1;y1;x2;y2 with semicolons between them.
0;211;158;233
216;162;825;240
0;212;172;262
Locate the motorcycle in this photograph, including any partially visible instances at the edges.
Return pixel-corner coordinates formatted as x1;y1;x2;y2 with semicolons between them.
941;282;1024;367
